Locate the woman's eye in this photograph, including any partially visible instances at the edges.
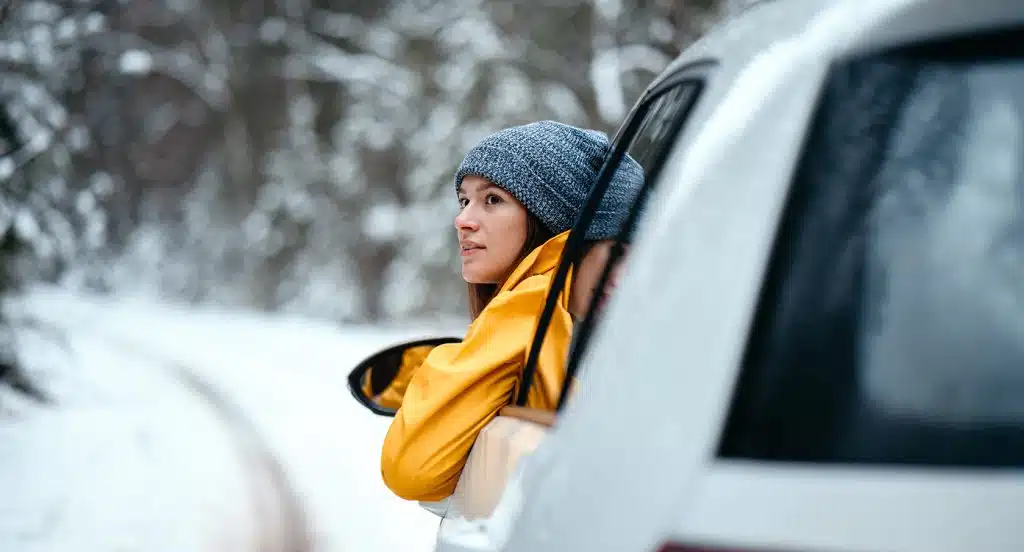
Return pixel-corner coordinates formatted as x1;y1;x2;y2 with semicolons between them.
485;194;502;205
458;197;469;208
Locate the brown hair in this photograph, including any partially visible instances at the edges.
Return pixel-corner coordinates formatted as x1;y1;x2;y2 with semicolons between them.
466;213;555;320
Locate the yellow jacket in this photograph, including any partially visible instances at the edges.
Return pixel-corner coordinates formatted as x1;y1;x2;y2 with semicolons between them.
381;231;573;501
362;345;435;411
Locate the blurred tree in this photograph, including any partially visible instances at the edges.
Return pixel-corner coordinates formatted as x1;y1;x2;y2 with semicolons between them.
1;0;727;331
1;0;117;403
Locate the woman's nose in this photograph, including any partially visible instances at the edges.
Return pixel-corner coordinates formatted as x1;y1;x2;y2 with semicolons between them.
454;206;480;231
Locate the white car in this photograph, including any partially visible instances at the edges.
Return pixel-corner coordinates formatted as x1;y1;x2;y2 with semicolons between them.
348;0;1024;551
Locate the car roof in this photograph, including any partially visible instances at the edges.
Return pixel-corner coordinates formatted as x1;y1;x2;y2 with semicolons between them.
647;0;1024;101
657;0;832;76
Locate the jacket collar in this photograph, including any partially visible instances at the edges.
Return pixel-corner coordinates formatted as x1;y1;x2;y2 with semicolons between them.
498;230;571;294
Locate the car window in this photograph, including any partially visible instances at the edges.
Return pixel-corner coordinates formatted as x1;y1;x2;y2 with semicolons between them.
518;73;707;411
626;83;704;178
719;27;1024;467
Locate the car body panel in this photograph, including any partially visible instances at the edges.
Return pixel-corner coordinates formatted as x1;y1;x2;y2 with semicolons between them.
677;462;1024;552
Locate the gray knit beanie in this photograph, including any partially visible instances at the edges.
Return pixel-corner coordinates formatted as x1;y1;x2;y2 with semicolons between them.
454;120;644;241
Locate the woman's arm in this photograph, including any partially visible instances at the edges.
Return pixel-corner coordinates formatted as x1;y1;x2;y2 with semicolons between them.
363;345;437;410
380;275;567;502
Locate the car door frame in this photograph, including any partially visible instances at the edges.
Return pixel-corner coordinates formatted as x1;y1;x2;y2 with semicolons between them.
515;60;718;412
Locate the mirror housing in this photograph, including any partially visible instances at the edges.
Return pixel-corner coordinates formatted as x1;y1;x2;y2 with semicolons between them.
346;337;462;416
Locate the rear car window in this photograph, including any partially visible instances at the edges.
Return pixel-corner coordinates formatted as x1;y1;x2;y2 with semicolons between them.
626;82;703;179
719;28;1024;467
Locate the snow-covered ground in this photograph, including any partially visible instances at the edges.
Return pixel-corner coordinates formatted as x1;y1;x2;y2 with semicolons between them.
1;286;465;552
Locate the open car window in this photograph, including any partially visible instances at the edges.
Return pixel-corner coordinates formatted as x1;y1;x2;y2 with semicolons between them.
516;66;709;411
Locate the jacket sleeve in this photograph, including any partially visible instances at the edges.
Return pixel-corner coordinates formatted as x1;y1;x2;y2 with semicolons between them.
372;345;435;410
380;276;553;502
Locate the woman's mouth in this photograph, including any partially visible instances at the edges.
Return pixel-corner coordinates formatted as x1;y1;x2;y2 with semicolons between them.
460;243;484;256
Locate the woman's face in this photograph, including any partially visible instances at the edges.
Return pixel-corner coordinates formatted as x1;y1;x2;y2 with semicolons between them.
570;241;628;319
455;175;529;284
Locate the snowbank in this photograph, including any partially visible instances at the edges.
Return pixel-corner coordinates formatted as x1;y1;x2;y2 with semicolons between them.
2;286;462;551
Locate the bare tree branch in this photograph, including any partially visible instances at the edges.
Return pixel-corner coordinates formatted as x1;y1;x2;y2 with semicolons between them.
0;0;19;27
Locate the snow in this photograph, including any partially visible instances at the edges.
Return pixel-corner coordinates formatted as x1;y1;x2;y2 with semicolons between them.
486;67;532;117
593;0;623;21
259;18;288;44
363;26;402;60
2;286;457;551
82;13;105;34
540;83;586;125
118;50;153;75
6;41;27;62
89;172;114;196
55;19;77;42
0;158;14;180
362;203;402;243
589;48;627;124
23;2;61;23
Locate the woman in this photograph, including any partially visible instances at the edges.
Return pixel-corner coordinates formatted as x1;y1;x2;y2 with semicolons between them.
380;120;643;502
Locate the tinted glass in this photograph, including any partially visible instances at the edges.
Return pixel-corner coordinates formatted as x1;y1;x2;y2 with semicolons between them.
626;84;701;179
720;29;1024;467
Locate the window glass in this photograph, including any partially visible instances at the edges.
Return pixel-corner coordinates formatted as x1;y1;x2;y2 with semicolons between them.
719;29;1024;467
626;84;702;178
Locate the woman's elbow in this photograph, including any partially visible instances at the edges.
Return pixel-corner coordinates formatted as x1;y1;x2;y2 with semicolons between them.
380;446;456;502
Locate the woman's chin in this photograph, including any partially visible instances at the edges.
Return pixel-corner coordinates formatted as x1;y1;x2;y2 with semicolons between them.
462;270;498;285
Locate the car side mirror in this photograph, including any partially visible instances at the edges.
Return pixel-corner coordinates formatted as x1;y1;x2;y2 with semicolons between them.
346;337;462;416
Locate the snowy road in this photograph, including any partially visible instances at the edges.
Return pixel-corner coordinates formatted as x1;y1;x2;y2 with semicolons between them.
2;287;459;551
